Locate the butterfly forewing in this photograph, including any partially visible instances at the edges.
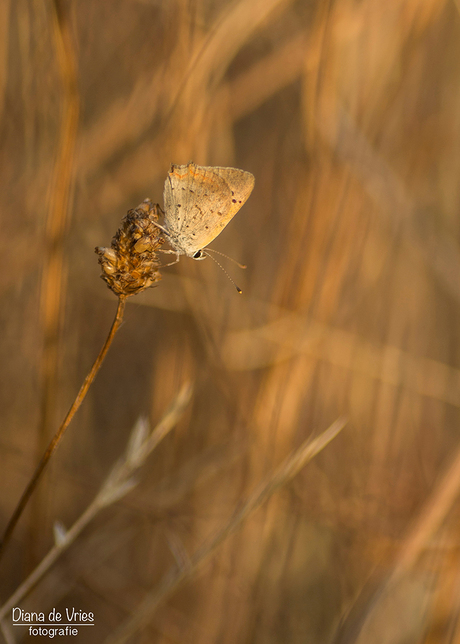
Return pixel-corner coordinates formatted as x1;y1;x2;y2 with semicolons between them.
213;167;255;220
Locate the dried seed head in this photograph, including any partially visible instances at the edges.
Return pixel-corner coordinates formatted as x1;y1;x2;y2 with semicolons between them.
95;199;165;297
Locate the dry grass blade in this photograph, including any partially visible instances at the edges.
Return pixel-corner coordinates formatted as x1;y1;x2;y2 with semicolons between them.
222;315;460;407
324;109;460;304
333;437;460;643
38;0;79;434
221;31;309;123
181;0;293;94
391;440;460;581
0;382;192;621
33;0;80;557
104;418;346;644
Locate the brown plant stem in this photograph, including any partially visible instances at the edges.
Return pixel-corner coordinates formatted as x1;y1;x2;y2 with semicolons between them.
0;296;127;563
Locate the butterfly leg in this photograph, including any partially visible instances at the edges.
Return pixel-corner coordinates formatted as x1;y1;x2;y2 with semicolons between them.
159;249;181;267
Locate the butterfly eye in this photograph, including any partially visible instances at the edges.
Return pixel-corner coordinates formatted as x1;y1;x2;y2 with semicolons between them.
193;250;203;259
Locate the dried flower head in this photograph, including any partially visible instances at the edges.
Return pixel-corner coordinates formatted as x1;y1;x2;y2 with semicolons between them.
95;199;165;297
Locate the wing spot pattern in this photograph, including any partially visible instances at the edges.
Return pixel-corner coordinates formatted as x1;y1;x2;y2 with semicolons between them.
164;164;255;257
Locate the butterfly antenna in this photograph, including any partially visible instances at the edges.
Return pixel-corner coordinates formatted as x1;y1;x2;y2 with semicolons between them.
203;247;247;269
202;251;243;294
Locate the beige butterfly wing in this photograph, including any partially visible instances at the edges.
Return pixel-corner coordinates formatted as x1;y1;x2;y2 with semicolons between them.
163;163;255;257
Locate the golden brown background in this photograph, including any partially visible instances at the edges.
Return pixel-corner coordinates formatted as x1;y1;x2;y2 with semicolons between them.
1;0;460;642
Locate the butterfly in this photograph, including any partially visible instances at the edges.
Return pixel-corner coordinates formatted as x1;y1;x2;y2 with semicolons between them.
162;162;255;260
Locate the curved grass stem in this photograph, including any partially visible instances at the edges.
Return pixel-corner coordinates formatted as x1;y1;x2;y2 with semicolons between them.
0;296;127;563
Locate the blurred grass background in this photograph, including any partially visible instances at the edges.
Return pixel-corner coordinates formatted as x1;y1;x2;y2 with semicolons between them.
2;0;460;642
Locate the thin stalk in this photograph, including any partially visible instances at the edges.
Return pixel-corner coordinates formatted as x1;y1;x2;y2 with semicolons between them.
0;296;127;562
33;0;80;561
105;417;346;644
